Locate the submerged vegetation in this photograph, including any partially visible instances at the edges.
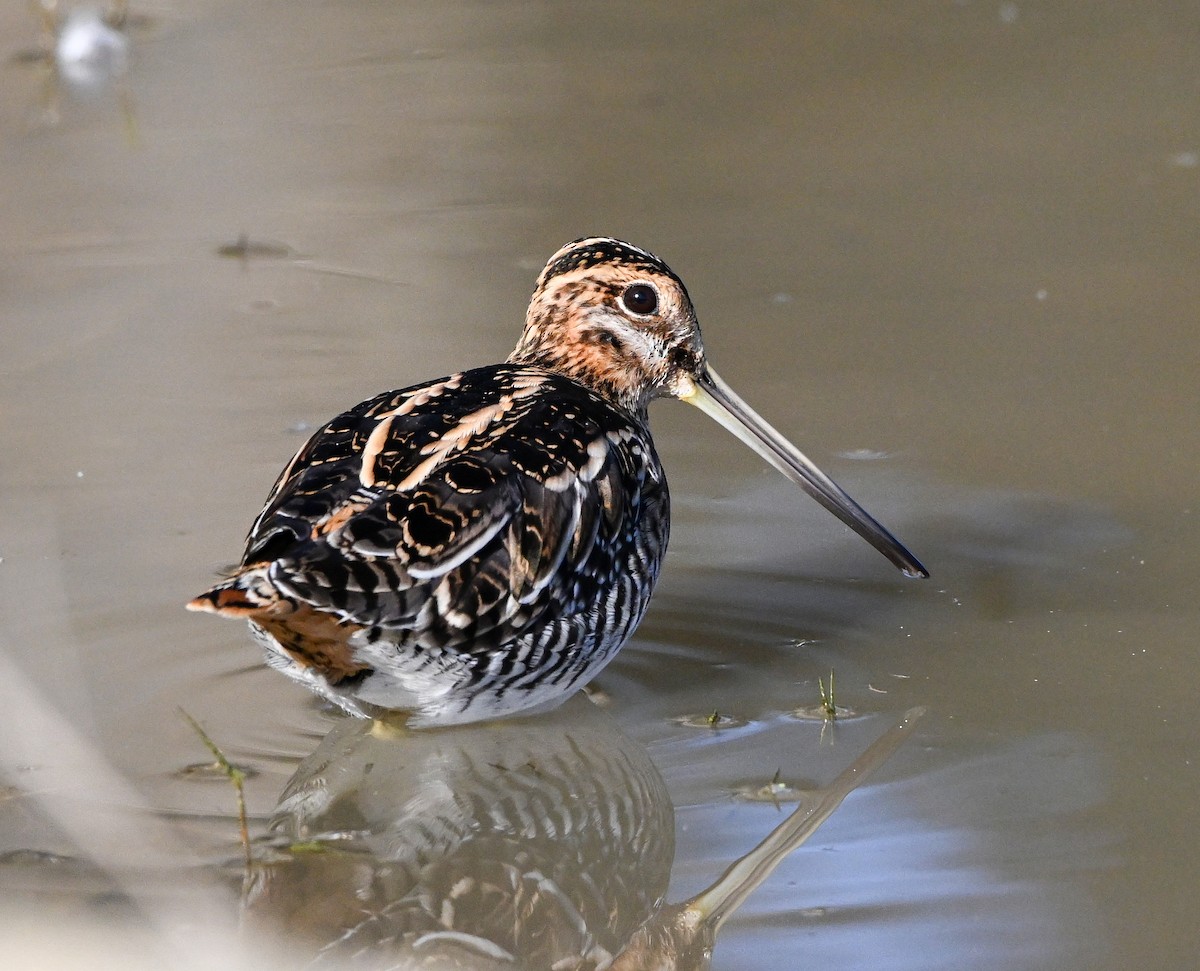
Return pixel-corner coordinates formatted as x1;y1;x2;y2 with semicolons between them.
179;709;252;871
819;669;837;720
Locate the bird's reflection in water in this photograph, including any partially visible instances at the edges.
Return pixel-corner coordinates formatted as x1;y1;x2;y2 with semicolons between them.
245;696;922;970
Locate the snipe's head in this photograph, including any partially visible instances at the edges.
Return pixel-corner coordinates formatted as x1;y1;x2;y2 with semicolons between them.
511;236;705;413
511;237;928;579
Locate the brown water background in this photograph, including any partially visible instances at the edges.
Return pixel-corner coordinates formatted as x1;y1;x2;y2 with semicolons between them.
2;2;1198;968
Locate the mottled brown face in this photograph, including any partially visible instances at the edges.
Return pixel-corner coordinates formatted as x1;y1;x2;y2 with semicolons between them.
509;237;707;412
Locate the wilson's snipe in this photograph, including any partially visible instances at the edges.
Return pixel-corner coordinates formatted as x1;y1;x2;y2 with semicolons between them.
189;237;927;725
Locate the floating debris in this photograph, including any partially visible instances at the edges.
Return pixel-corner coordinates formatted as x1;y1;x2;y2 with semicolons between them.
0;848;79;866
15;1;146;132
673;710;750;730
175;760;260;782
216;234;298;262
837;448;892;461
55;8;128;87
734;769;807;806
582;683;614;708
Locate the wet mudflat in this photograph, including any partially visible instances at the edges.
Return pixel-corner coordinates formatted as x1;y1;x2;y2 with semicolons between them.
2;2;1198;969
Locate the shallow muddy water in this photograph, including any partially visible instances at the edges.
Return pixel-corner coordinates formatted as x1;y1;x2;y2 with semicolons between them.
2;2;1198;969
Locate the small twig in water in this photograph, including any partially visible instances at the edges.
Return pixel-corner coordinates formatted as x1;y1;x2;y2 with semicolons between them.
179;708;252;871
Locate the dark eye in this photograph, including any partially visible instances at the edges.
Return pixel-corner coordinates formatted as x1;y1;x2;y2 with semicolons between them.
621;283;658;316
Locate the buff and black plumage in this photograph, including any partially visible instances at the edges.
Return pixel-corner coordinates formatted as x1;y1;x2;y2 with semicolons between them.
189;238;925;725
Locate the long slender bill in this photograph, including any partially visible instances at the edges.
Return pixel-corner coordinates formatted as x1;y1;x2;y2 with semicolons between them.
679;367;929;578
